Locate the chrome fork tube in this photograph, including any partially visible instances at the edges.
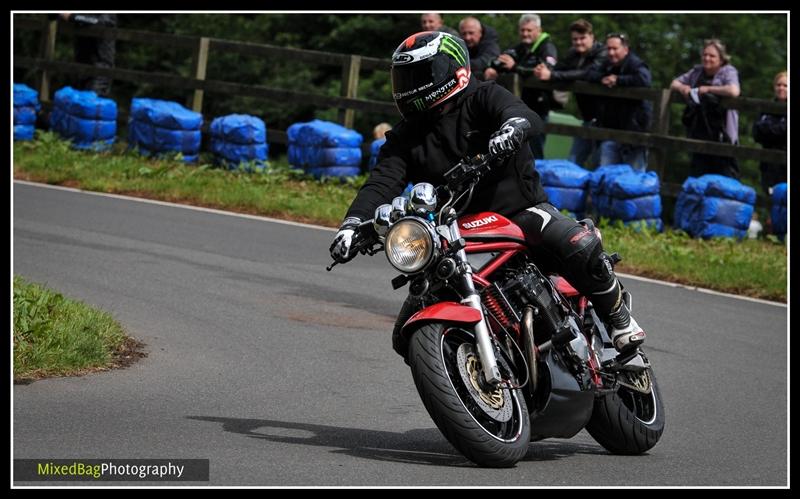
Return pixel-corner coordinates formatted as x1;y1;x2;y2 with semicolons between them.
448;219;503;385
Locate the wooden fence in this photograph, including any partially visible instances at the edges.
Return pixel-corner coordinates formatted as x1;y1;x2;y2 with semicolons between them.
15;17;786;205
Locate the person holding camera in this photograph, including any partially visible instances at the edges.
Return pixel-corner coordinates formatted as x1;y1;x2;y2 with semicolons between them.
484;13;557;159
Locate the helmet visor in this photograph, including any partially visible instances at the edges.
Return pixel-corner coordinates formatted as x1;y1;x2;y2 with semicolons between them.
392;56;452;99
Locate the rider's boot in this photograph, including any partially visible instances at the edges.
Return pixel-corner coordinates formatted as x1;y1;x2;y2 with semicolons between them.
607;293;646;352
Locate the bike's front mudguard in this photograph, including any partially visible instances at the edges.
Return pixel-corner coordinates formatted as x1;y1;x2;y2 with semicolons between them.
399;302;482;337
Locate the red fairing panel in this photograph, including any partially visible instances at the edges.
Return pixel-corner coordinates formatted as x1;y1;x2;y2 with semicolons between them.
458;212;525;240
401;302;482;334
551;276;580;297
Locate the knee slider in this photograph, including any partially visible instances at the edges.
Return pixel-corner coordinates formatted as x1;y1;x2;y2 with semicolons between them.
561;227;616;294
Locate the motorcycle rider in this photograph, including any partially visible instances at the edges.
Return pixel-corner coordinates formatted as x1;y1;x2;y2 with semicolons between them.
329;31;646;361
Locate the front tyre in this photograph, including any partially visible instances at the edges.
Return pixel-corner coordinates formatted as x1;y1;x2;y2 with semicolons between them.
586;365;665;454
408;323;530;467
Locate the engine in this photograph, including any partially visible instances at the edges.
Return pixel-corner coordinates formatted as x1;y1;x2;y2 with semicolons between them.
481;262;564;340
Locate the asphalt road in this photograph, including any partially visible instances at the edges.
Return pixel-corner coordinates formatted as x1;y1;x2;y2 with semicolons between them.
12;181;788;487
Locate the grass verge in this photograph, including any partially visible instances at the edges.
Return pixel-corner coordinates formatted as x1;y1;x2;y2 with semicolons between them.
13;131;787;302
13;275;146;383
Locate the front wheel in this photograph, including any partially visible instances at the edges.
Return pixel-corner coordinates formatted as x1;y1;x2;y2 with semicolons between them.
586;364;665;454
408;323;530;467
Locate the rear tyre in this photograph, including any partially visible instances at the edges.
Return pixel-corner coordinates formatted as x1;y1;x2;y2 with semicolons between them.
586;365;665;454
408;323;530;467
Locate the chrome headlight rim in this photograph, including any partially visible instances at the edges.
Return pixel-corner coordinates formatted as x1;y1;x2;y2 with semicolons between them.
384;217;439;274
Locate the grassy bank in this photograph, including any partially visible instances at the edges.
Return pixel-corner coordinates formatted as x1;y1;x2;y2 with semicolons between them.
13;132;787;302
13;276;144;382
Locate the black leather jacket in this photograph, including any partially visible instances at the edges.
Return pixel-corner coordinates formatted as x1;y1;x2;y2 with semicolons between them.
345;78;547;222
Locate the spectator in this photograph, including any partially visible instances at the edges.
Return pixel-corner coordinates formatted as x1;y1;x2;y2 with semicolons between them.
373;122;392;140
484;13;557;159
458;16;500;81
752;70;787;197
670;39;741;179
586;33;652;171
420;13;458;37
534;18;607;167
59;13;118;97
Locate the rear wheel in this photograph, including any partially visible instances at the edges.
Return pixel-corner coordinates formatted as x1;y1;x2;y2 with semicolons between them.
408;323;530;467
586;364;665;454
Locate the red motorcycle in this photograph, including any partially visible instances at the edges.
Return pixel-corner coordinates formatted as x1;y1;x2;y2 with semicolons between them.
328;151;664;467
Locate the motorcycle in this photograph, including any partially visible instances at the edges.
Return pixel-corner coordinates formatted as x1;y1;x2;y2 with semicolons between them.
328;151;664;467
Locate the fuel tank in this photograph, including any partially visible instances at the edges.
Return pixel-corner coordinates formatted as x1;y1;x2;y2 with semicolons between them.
458;212;525;241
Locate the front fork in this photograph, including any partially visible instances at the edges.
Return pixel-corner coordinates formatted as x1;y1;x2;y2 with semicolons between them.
448;219;503;385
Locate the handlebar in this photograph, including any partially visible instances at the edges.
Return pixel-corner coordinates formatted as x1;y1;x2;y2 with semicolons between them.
441;149;511;197
327;149;512;271
326;220;382;271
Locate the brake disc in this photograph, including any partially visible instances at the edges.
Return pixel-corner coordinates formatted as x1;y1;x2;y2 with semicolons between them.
456;343;513;422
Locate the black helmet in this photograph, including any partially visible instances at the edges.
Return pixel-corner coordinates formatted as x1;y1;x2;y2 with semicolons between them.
391;31;471;119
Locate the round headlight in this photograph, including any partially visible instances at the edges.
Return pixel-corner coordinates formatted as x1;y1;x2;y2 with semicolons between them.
385;219;435;273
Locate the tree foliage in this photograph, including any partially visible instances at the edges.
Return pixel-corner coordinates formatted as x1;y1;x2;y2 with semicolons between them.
14;12;786;190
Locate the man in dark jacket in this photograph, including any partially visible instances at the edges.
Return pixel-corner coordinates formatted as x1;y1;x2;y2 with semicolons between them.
752;71;787;197
535;19;607;167
586;33;652;171
330;31;646;361
458;17;501;80
59;13;118;96
484;13;558;159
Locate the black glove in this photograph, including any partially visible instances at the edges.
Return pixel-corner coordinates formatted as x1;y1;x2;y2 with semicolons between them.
329;217;362;262
488;117;531;155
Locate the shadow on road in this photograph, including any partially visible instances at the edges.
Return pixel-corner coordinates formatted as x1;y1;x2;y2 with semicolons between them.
188;415;608;468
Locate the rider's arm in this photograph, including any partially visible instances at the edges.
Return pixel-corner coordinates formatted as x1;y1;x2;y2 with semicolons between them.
480;82;544;140
344;128;410;222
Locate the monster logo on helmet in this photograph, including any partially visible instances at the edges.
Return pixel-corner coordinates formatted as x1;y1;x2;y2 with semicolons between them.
390;31;471;119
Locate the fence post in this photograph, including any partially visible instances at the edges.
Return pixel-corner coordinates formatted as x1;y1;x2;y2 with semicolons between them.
649;88;673;179
189;37;210;113
338;54;361;129
37;19;58;102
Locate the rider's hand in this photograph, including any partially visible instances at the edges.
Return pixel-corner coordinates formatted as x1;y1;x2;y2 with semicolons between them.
488;117;531;156
329;217;362;262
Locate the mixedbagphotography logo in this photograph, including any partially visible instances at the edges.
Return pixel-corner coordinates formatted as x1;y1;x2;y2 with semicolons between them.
14;459;210;482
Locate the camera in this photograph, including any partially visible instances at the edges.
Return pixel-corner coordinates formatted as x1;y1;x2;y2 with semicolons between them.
490;48;517;71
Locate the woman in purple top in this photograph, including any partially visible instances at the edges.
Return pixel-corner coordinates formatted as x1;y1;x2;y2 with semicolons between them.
670;39;741;179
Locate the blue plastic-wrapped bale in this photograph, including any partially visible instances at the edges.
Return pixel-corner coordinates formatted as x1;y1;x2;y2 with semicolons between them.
50;108;116;142
609;194;662;221
543;186;588;213
674;175;756;239
695;197;754;231
701;174;757;205
292;119;363;148
588;164;634;216
14;83;40;109
54;86;117;120
128;98;202;162
129;121;201;154
209;114;266;144
369;138;387;170
14;106;38;125
607;171;660;199
536;159;591;189
211;141;268;171
14;125;35;141
14;84;40;140
306;166;362;179
286;120;364;176
130;98;202;130
771;183;787;239
50;86;117;149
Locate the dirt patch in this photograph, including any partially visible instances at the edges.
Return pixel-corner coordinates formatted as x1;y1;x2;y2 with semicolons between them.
13;336;149;385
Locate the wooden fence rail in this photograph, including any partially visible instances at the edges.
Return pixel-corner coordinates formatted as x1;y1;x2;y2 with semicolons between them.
14;16;785;207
